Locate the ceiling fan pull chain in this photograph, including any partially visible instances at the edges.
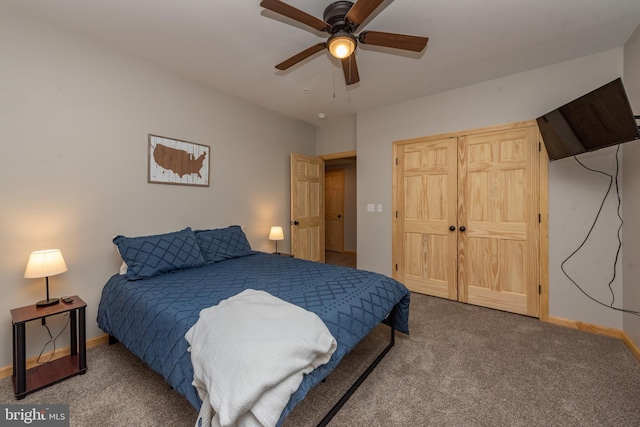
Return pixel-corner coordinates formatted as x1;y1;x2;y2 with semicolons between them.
332;70;337;115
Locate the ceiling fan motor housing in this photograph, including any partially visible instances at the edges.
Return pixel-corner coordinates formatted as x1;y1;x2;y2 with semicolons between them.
323;1;355;32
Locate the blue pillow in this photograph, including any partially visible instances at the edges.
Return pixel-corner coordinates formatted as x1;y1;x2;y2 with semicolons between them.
195;226;253;264
113;227;206;280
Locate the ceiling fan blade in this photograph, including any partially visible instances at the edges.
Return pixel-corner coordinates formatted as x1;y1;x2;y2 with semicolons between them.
275;43;327;70
345;0;385;27
341;55;360;86
260;0;330;32
359;31;428;52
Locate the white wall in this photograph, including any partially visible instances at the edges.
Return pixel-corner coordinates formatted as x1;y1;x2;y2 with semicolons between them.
549;147;625;327
316;115;357;155
343;162;357;252
622;25;640;347
0;6;315;368
355;48;628;329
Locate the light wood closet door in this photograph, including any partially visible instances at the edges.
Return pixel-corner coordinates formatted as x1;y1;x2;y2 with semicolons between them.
458;126;540;316
325;169;345;253
393;121;541;317
290;153;325;262
395;137;458;300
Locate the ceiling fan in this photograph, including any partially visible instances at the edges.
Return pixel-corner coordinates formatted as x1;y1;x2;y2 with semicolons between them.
260;0;429;85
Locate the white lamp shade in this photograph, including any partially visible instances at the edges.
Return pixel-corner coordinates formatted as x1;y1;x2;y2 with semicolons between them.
24;249;68;279
268;226;284;241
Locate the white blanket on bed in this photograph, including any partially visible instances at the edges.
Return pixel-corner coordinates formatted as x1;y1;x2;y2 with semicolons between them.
185;289;337;427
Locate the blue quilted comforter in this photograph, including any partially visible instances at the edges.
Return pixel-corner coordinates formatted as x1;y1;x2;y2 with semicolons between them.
97;252;410;425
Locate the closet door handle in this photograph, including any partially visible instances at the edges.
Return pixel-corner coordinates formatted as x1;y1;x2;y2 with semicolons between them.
449;226;456;231
291;220;300;226
459;226;466;232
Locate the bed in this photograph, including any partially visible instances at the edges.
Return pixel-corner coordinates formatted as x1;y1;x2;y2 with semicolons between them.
97;226;410;426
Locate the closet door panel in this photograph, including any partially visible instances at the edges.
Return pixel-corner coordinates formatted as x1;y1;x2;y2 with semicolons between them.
458;126;539;317
396;138;458;300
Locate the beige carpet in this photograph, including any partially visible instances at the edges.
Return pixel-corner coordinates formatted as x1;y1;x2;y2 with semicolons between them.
2;293;639;426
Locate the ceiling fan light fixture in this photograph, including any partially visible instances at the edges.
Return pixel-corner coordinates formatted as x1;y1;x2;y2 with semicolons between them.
327;33;356;59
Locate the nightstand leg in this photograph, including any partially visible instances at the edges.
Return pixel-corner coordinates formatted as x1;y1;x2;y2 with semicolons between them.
15;323;26;397
69;310;77;356
12;323;16;377
78;307;86;371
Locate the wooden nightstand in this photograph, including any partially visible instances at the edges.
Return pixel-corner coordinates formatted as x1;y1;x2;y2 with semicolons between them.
10;295;87;399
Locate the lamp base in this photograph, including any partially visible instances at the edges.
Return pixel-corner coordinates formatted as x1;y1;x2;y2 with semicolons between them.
36;298;60;308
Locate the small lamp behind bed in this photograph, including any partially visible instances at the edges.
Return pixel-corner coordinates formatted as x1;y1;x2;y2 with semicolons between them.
268;226;284;255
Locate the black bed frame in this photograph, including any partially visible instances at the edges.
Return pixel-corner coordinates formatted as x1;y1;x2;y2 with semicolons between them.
316;305;397;427
109;305;398;426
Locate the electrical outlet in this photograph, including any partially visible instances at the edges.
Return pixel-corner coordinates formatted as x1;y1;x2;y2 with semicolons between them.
377;204;383;212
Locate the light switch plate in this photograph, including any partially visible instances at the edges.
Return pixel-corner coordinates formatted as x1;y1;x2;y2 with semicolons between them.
367;204;375;212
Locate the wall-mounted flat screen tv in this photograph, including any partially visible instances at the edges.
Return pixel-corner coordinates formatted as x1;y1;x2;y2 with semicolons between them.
536;78;640;161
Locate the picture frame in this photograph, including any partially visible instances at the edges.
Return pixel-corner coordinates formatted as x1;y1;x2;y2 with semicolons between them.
148;134;210;187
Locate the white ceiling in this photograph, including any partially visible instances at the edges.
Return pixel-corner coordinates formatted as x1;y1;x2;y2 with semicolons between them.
3;0;640;126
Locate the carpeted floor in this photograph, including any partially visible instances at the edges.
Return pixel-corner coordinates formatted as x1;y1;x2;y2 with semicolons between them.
2;293;639;426
325;251;356;268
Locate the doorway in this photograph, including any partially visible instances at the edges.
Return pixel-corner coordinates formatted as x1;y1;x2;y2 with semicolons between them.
323;153;357;268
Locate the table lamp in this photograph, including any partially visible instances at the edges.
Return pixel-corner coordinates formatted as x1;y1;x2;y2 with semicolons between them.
268;226;284;254
24;249;68;307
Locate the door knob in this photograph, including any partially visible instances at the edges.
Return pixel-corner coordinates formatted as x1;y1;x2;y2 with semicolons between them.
449;226;456;231
459;226;466;232
338;215;342;218
293;221;300;226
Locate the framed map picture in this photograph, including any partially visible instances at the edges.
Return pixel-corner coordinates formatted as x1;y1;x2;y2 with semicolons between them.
148;134;210;187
